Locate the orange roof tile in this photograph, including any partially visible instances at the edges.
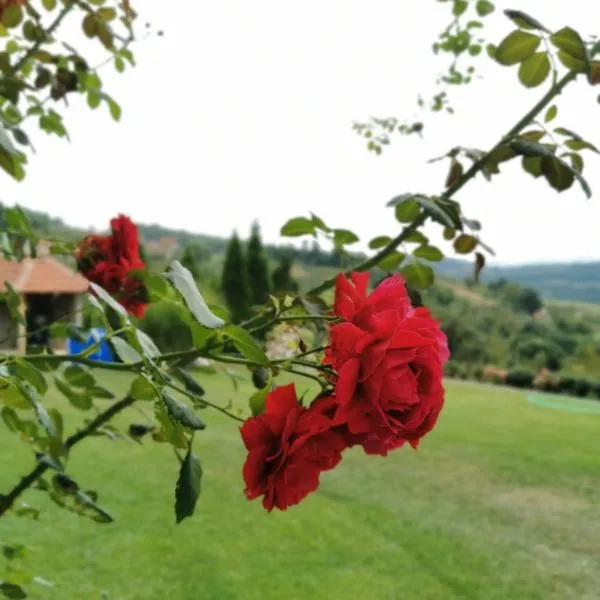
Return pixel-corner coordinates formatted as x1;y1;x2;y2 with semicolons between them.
0;257;89;294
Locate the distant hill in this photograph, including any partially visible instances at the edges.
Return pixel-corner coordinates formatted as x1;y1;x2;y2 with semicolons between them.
2;202;599;305
435;258;600;304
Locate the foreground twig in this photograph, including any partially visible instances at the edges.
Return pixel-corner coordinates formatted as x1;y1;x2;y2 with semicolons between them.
0;395;135;517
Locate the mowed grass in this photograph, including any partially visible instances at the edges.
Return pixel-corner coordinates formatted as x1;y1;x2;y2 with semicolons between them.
1;373;600;600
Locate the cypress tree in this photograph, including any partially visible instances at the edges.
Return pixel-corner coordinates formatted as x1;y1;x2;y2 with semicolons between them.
180;244;201;280
272;256;299;294
221;231;251;323
246;221;270;305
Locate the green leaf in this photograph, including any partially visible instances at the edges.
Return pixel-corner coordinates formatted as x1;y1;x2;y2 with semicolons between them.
15;381;55;437
54;376;93;410
377;251;405;271
494;30;541;66
550;27;587;60
503;10;549;32
13;359;47;394
557;51;586;73
1;407;20;432
134;329;160;359
174;448;202;523
568;152;584;173
42;0;57;10
542;155;575;192
453;234;478;254
400;262;434;288
310;213;330;232
224;324;269;367
416;196;461;228
82;13;98;38
64;364;95;389
518;52;550;88
0;583;26;599
413;245;444;262
107;97;121;121
394;199;420;223
404;230;428;244
129;375;158;401
510;139;592;198
165;261;225;329
280;217;315;237
110;337;142;364
544;105;557;123
452;0;467;17
88;385;115;400
522;156;543;178
474;252;486;282
2;5;23;28
172;367;205;397
333;229;359;246
249;387;269;416
475;0;495;17
0;123;17;155
162;389;206;431
89;282;129;319
368;236;391;250
443;227;455;241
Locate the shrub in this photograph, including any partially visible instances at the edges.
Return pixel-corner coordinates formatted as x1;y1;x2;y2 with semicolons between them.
533;368;560;392
137;302;193;353
506;367;535;389
444;360;460;378
482;366;507;385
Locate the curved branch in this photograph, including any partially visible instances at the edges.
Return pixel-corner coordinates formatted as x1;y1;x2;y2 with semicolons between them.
0;395;135;518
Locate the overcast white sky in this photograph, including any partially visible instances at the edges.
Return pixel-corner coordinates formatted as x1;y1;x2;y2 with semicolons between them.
3;0;600;265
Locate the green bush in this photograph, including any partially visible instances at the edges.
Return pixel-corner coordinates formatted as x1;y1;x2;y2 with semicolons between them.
506;368;535;389
137;302;193;353
444;360;460;378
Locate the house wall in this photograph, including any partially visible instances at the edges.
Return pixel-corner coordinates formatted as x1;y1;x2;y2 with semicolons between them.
49;293;80;352
0;302;16;350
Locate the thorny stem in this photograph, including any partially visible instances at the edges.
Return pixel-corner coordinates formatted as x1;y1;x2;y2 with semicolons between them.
0;395;135;518
308;70;579;297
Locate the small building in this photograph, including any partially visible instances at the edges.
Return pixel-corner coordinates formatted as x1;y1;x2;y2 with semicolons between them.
0;255;89;354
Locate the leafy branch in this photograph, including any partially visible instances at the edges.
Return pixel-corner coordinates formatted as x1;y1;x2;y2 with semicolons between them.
0;395;135;517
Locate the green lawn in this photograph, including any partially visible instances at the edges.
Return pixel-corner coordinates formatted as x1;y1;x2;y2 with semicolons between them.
1;374;600;600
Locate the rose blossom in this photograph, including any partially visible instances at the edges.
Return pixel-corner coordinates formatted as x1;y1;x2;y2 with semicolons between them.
76;214;148;317
240;384;346;511
325;273;449;455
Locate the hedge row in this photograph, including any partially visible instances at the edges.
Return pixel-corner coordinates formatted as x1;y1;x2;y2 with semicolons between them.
444;360;600;400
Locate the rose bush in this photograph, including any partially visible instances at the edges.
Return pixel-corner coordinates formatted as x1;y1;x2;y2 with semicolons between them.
240;272;449;510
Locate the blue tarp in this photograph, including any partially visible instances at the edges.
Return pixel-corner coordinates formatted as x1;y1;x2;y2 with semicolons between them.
67;328;114;362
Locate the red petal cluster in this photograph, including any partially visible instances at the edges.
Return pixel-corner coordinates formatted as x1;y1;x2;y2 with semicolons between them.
240;385;345;511
325;272;449;455
240;271;449;511
76;215;148;317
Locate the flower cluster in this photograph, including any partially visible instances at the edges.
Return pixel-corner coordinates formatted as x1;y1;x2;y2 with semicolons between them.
240;272;449;511
75;214;148;317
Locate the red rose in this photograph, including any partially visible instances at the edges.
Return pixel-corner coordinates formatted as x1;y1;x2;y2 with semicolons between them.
240;384;346;511
326;273;449;455
110;214;145;271
75;215;148;317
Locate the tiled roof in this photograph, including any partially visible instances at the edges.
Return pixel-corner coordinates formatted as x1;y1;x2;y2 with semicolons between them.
0;257;89;294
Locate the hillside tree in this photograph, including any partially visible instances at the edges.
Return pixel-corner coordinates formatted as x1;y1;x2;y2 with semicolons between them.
272;256;299;294
221;231;251;322
246;222;271;305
